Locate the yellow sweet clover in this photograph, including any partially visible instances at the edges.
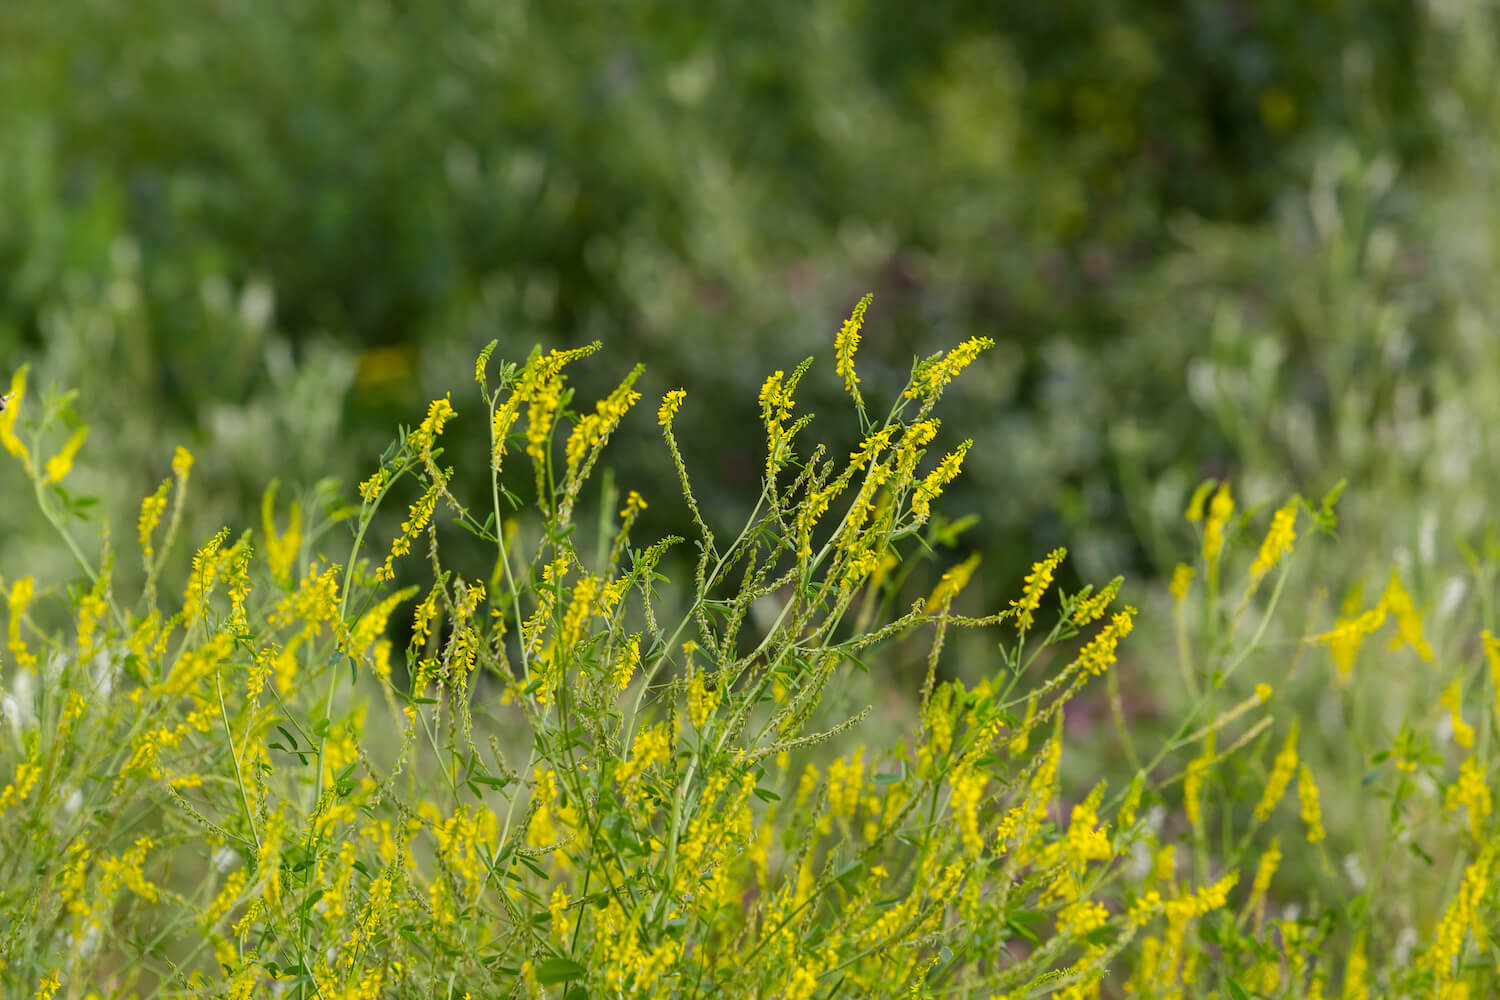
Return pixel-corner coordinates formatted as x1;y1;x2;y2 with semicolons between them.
261;485;302;586
834;292;873;400
1484;630;1500;722
1169;563;1195;602
612;633;642;690
925;552;981;611
6;576;36;671
1011;547;1066;631
1416;844;1494;992
1441;680;1475;749
43;426;87;485
1073;607;1136;676
1249;499;1297;578
1444;757;1492;841
1296;763;1325;844
910;440;972;523
564;365;643;477
657;389;686;427
1383;570;1434;662
1201;481;1234;563
1314;600;1387;681
138;479;171;562
1;366;30;466
1072;577;1121;625
1254;720;1299;822
905;337;995;399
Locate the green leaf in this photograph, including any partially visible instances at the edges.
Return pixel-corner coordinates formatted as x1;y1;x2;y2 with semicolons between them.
751;786;781;802
1226;979;1252;1000
535;958;587;984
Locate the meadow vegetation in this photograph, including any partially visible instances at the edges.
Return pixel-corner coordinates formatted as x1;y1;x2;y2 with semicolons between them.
2;312;1496;997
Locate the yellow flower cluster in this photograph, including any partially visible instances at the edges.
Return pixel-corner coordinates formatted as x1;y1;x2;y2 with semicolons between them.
1315;601;1387;680
1445;757;1492;841
138;479;171;561
1249;500;1297;578
6;576;36;670
44;426;88;485
1011;548;1066;631
617;723;672;784
1072;577;1121;625
1417;844;1494;989
925;552;981;611
1296;764;1325;843
1383;571;1434;662
1254;720;1299;822
1441;681;1475;749
910;440;972;523
688;669;720;729
1073;607;1136;676
0;367;29;467
377;478;442;584
657;389;686;427
834;293;873;398
262;486;302;585
905;337;995;399
565;366;643;476
1201;481;1234;563
1169;563;1195;602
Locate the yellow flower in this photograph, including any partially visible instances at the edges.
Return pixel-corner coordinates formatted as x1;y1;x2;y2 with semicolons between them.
1011;548;1066;631
1254;720;1299;822
565;366;643;476
1383;571;1433;662
6;576;37;671
910;440;972;522
1314;602;1387;681
1072;577;1121;625
834;292;873;398
138;479;171;561
43;427;88;484
1444;756;1492;841
926;552;981;611
0;366;30;465
658;388;687;427
1169;563;1196;602
1249;500;1297;578
1202;481;1234;563
905;337;995;399
1185;731;1215;830
1073;607;1136;676
1296;763;1325;843
1441;680;1474;749
1184;480;1216;523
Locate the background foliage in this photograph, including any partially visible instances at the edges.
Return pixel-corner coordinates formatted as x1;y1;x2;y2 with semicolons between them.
2;0;1480;594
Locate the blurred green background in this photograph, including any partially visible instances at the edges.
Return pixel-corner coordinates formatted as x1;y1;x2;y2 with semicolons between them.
3;0;1498;611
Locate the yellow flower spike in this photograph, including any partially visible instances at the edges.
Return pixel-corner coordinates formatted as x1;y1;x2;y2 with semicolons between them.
1441;681;1474;749
172;445;193;481
0;366;30;465
1072;577;1122;625
261;485;302;586
43;426;88;484
1444;756;1492;841
6;576;37;670
658;389;686;427
1201;481;1234;563
1296;763;1325;843
1011;547;1066;632
910;440;972;523
834;292;873;400
564;365;643;477
1184;479;1216;523
1255;683;1272;703
905;336;995;399
1169;563;1196;602
1254;719;1299;822
925;552;981;611
1383;571;1434;662
1249;500;1297;578
1314;600;1387;681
